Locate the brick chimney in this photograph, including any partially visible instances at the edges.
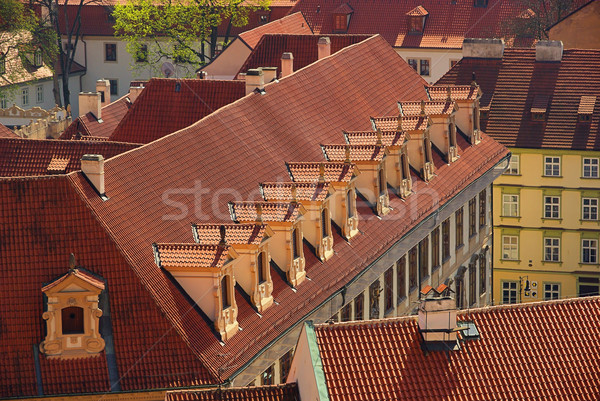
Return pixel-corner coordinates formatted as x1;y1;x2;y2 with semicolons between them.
262;67;278;83
78;92;102;119
318;37;331;59
245;68;265;95
81;154;105;195
96;79;110;106
281;52;294;78
536;40;563;62
128;86;144;104
462;38;504;59
418;285;458;350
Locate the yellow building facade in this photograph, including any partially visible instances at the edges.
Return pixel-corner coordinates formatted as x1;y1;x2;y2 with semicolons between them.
493;149;600;303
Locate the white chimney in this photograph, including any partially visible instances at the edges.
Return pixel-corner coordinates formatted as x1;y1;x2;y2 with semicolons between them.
78;92;102;119
262;67;278;83
245;68;264;95
462;38;504;59
318;37;331;59
536;40;563;62
418;296;458;344
80;154;105;195
281;52;294;78
196;71;207;79
96;79;110;106
128;86;144;104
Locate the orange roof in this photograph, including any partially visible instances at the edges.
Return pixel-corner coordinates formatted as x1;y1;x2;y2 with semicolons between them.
286;162;357;183
165;383;300;401
42;268;106;292
406;5;428;16
261;182;330;202
0;124;17;138
428;85;480;101
47;156;70;173
229;201;303;223
312;296;600;400
371;115;429;131
238;12;313;49
578;95;596;114
437;48;600;150
192;223;269;246
321;144;386;162
332;3;353;14
60;95;132;140
344;130;406;146
399;100;455;116
154;243;232;269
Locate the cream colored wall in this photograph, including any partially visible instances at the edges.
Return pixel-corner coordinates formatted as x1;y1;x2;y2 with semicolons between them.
172;270;220;320
287;326;323;401
354;166;378;204
201;39;253;80
396;48;462;85
8;391;167;401
547;1;600;49
428;115;453;155
493;148;600;304
453;100;475;139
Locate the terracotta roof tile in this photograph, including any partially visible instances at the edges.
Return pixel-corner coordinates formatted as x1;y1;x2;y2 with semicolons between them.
60;95;132;140
332;3;353;14
109;79;245;144
238;12;313;49
0;138;140;177
399;100;455;116
165;383;300;401
531;94;549;113
321;144;386;162
286;162;356;183
313;296;600;401
428;85;480;101
237;34;372;78
372;115;429;131
436;48;600;150
155;243;233;269
229;201;303;223
406;5;428;16
192;223;269;246
261;182;330;202
42;268;106;292
0;124;17;138
578;95;596;114
344;130;406;146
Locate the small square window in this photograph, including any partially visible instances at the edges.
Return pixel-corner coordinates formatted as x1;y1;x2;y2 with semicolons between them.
544;237;560;262
333;14;347;32
419;59;430;76
583;158;599;178
21;88;29;106
407;58;418;71
105;43;117;62
582;198;598;221
36;85;43;103
502;194;519;217
504;154;520;175
259;14;269;24
582;239;598;264
544;196;560;219
108;79;118;96
544;156;560;176
543;283;560;300
501;281;518;304
34;49;43;67
502;235;518;260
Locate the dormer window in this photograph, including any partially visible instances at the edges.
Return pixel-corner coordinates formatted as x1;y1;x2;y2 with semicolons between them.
257;251;267;284
346;189;355;218
531;94;549;121
406;6;428;34
34;49;43;67
578;95;596;122
332;3;353;33
321;207;331;239
292;227;300;259
258;12;269;24
378;167;386;195
474;0;488;7
40;263;106;358
221;275;231;309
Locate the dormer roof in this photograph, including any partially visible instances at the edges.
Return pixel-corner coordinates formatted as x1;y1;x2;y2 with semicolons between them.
192;224;271;246
578;95;596;115
154;243;235;270
399;100;456;116
344;130;406;146
229;201;305;223
42;268;105;293
371;115;430;131
261;182;331;202
406;5;428;16
286;162;357;183
47;156;70;174
428;85;481;102
332;3;353;14
321;144;386;162
531;94;550;114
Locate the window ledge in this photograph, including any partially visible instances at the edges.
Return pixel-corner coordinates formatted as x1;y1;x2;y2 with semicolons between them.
503;173;522;176
397;296;407;304
501;258;521;262
432;265;441;273
456;244;465;251
579;262;599;266
542;218;562;222
541;260;563;265
420;275;430;283
542;175;563;178
442;255;451;264
580;219;599;223
581;176;599;179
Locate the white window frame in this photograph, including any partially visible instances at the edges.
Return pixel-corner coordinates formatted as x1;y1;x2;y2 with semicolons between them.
502;194;519;217
583;158;599;178
504;154;520;175
502;235;518;260
501;281;518;304
544;237;560;262
36;85;43;104
582;239;598;264
543;283;560;300
34;49;43;67
582;197;599;221
544;196;560;219
21;87;29;106
544;156;560;177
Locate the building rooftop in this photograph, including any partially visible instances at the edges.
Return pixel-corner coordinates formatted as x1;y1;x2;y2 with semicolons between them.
165;383;300;401
261;182;330;202
344;130;406;146
60;94;132;140
192;223;270;246
311;296;600;400
154;243;233;269
0;124;17;138
321;144;386;162
238;12;313;49
436;48;600;150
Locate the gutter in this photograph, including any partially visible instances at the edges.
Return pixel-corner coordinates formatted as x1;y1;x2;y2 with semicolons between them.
79;35;87;92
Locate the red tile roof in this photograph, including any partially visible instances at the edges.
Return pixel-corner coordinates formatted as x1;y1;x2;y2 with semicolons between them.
436;48;600;150
0;138;140;177
109;78;245;144
155;243;233;269
0;175;216;398
312;296;600;401
165;383;300;401
344;130;406;146
332;3;353;14
321;144;386;162
578;95;596;115
286;162;357;183
406;5;428;16
427;84;480;101
230;201;304;223
371;115;429;131
1;35;508;397
60;94;132;140
261;182;330;202
192;223;269;246
236;34;372;78
0;124;17;138
399;100;455;116
238;12;313;49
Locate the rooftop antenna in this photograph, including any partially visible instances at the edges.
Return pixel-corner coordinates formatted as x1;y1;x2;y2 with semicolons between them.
161;61;176;78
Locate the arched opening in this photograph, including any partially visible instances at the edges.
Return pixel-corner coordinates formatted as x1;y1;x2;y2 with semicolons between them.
61;306;84;334
257;251;267;284
292;227;299;259
221;276;231;309
321;207;330;239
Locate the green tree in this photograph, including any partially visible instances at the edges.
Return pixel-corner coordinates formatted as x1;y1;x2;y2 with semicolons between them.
113;0;269;76
504;0;578;41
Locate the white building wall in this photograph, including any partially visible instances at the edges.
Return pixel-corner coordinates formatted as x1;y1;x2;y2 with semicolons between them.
395;48;463;85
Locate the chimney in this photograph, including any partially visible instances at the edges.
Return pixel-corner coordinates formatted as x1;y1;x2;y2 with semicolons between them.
80;154;105;195
418;287;459;349
462;38;504;59
536;40;563;62
78;92;102;119
128;86;144;104
245;68;264;95
262;67;278;83
96;79;110;106
196;70;207;79
281;52;294;78
318;37;331;59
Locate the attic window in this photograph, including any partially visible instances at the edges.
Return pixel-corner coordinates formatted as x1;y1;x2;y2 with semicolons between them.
474;0;488;7
578;95;596;122
258;13;269;24
34;49;43;67
457;320;480;340
61;307;84;334
531;95;549;121
221;275;231;309
332;3;353;33
406;6;428;34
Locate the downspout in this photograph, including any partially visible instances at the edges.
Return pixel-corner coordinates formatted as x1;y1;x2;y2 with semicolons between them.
79;35;87;93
